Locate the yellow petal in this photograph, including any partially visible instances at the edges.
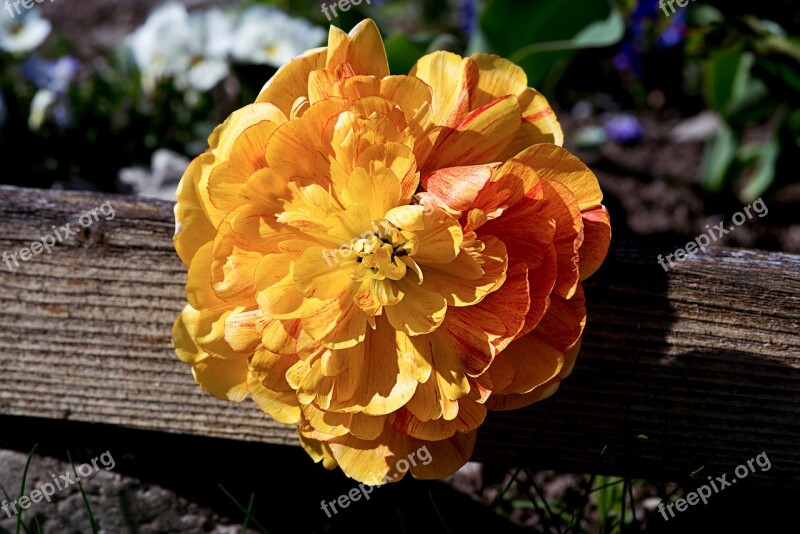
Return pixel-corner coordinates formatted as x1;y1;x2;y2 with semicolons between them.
392;396;485;441
411;207;463;265
248;372;301;424
385;278;447;336
174;153;216;266
410;52;476;127
326;19;390;79
300;286;368;350
256;47;327;114
191;352;250;402
255;254;305;319
328;316;418;415
422;236;508;307
297;431;339;470
470;53;527;107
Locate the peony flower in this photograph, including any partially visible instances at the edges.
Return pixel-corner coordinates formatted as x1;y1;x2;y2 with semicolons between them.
173;19;611;485
0;7;51;54
229;5;326;68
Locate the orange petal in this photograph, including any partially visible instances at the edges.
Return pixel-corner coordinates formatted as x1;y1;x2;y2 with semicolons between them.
486;339;581;411
539;178;583;299
424;95;521;171
407;431;477;480
491;334;564;395
578;205;611;280
298;431;339;470
531;286;586;353
440;258;530;376
300;285;367;350
422;164;496;213
224;308;267;353
513;144;604;211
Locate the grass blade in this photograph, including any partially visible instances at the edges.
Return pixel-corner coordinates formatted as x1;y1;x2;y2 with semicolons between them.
218;484;268;533
66;451;99;534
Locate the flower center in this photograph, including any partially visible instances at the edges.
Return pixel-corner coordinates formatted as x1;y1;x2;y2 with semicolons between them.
351;220;411;282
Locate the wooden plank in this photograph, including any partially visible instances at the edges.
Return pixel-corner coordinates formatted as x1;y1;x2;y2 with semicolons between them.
1;185;798;488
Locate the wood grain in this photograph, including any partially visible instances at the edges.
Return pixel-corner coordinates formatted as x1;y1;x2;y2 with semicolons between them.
1;185;798;488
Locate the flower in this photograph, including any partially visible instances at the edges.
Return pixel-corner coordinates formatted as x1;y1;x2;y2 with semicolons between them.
24;55;80;130
173;20;611;484
182;7;234;92
0;7;51;54
126;2;193;91
604;113;644;144
613;0;687;76
119;149;191;201
230;5;326;67
126;2;234;93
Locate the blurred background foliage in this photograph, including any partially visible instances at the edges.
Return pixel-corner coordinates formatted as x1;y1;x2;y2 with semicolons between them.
0;0;798;203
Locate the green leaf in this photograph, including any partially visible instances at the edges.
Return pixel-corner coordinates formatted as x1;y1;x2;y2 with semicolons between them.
475;0;624;87
739;138;780;202
704;46;759;118
384;32;434;75
701;121;738;192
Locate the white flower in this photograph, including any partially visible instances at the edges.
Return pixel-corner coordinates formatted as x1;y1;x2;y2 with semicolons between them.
118;148;190;201
126;2;234;93
230;5;326;67
0;7;51;54
28;89;55;131
126;2;192;92
181;7;234;92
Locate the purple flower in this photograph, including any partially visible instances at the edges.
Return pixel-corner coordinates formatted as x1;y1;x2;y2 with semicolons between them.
613;0;688;75
23;55;80;94
604;114;644;144
461;0;478;36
